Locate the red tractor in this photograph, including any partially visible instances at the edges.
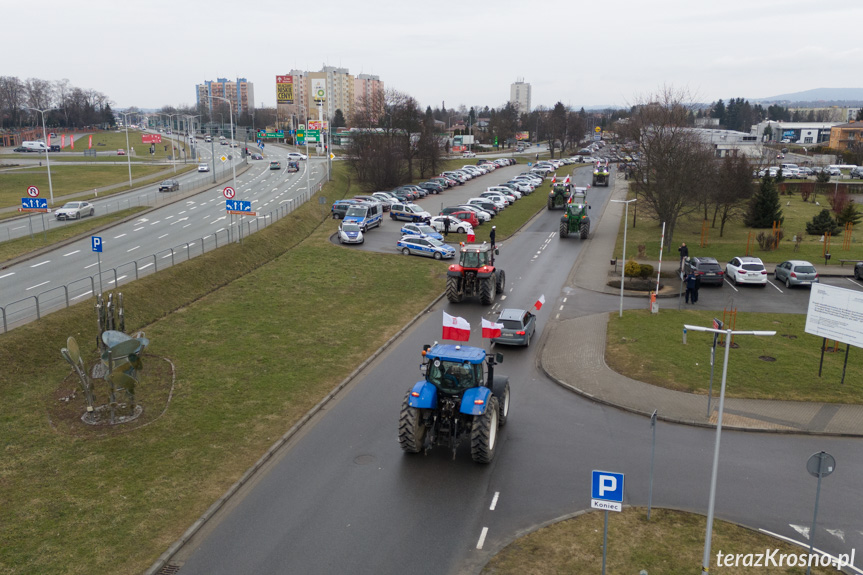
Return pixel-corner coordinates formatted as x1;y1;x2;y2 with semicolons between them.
446;243;505;305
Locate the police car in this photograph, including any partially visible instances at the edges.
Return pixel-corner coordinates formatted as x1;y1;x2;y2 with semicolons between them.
400;223;443;241
396;235;456;260
389;203;432;223
337;222;364;244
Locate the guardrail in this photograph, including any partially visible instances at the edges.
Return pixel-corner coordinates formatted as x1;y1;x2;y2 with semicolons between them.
1;184;322;334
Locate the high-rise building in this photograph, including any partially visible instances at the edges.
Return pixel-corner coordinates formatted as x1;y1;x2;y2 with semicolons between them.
276;67;384;129
510;79;531;114
196;78;255;120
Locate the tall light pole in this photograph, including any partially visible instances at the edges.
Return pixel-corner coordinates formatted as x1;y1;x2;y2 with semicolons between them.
611;198;636;317
159;113;181;173
119;111;134;188
24;106;59;205
209;95;237;197
684;324;775;575
184;114;201;162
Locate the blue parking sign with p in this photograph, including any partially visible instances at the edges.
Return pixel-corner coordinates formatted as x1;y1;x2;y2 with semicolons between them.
91;236;102;252
591;470;624;512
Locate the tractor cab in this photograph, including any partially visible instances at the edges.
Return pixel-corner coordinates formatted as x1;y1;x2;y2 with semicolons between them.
455;242;495;270
420;343;502;394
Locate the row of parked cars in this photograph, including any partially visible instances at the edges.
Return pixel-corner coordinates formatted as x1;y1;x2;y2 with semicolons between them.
684;256;820;288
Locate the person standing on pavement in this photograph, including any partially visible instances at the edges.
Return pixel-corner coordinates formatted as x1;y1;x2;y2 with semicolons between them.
489;226;496;250
678;242;689;273
685;271;698;304
443;215;450;238
692;273;701;304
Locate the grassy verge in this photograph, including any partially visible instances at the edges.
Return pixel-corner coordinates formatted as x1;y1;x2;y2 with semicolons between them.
605;309;863;403
0;165;167;204
0;207;149;263
612;181;863;266
483;507;835;574
0;160;554;574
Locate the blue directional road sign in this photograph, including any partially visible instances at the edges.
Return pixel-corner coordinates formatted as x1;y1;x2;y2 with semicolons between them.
225;200;251;213
591;470;624;512
91;236;103;252
21;197;48;210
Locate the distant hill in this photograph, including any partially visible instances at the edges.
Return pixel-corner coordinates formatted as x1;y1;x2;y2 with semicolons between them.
754;88;863;105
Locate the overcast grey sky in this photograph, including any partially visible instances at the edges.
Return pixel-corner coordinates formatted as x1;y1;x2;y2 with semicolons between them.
8;0;862;111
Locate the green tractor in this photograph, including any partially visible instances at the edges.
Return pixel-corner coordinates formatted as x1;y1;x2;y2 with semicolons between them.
559;188;591;240
592;162;610;187
547;181;572;210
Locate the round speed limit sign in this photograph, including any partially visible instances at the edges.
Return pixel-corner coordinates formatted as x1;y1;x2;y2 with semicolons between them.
27;186;40;197
223;186;236;199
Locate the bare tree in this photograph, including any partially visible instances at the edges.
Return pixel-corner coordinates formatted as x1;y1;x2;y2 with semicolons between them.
621;87;714;245
706;155;755;236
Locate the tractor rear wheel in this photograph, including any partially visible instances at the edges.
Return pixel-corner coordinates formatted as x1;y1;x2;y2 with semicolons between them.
559;219;569;238
547;197;554;210
398;391;426;453
446;276;463;302
471;396;499;463
496;269;505;293
580;219;590;239
479;276;496;305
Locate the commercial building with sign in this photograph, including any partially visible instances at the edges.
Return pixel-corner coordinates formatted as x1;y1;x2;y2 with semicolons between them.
750;120;838;145
196;78;255;120
275;68;383;130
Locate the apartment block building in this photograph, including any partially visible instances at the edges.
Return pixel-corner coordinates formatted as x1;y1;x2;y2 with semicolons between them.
510;79;531;114
196;78;255;120
276;67;383;128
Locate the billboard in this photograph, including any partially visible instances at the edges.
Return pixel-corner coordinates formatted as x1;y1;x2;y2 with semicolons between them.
308;120;329;131
142;134;162;144
276;75;294;104
515;131;530;141
311;78;326;102
805;284;863;347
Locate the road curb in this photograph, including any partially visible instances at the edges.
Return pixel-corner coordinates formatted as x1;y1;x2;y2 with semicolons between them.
144;291;446;575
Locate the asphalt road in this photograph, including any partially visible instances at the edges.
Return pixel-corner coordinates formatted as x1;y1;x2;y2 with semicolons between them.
0;144;327;329
172;165;863;574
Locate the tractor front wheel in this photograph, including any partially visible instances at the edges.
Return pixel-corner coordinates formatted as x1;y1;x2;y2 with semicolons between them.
580;219;590;240
559;219;569;238
471;397;499;463
398;391;427;453
446;276;463;303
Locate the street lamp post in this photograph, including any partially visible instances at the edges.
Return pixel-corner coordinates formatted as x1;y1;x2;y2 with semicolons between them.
184;114;201;162
24;106;59;205
158;113;181;173
119;111;134;188
610;198;636;318
209;95;237;199
684;324;776;575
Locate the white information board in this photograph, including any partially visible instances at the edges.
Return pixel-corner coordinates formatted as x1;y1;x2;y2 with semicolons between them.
804;283;863;347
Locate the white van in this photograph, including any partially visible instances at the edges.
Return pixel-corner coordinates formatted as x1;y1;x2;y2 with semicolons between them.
22;141;49;152
780;163;798;171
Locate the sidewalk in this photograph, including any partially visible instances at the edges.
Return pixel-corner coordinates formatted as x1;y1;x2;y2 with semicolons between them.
539;173;863;435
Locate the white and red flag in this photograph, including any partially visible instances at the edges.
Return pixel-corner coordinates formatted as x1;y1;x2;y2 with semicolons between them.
70;134;74;150
564;175;571;184
467;231;475;243
61;134;65;148
534;294;546;311
442;311;471;341
88;134;93;149
551;174;557;183
47;134;51;146
481;318;503;339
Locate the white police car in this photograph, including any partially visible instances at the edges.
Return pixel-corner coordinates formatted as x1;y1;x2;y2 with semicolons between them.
400;223;443;241
396;235;456;260
337;222;364;244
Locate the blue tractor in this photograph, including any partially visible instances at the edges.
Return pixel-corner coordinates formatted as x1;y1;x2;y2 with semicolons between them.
398;343;510;463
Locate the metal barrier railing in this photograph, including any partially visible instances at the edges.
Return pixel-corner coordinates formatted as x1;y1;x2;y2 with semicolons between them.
1;186;319;333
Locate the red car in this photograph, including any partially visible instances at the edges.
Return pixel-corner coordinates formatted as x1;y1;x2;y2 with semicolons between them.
443;210;479;228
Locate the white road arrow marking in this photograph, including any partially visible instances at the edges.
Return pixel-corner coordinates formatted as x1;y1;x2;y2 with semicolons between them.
826;529;845;543
790;524;810;539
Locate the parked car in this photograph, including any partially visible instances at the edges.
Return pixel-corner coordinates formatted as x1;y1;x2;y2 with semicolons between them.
855;262;863;280
117;149;126;155
158;179;180;192
462;151;476;158
491;308;537;347
197;163;210;172
390;203;431;223
337;222;364;244
456;204;492;223
49;144;61;152
54;201;95;220
419;181;444;194
331;199;361;219
774;260;819;288
396;235;456;259
429;215;473;234
400;223;444;241
683;256;725;286
726;256;767;286
443;209;480;229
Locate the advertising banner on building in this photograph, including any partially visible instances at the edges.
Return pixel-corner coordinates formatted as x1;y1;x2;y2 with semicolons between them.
311;78;326;102
276;75;294;104
308;120;329;131
515;131;530;140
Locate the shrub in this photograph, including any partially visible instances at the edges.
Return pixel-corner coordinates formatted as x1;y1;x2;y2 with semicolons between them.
806;209;842;236
639;264;654;279
800;182;813;202
756;230;784;251
836;203;862;227
624;258;641;279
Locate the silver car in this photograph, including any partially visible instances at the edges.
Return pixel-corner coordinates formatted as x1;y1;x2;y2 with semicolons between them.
491;308;537;347
774;260;819;288
54;201;95;220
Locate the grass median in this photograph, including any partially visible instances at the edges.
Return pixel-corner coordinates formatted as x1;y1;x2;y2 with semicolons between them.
605;309;863;403
0;160;556;574
483;507;836;574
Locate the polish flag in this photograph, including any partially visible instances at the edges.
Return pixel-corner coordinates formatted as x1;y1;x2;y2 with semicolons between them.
551;174;557;183
70;134;74;150
467;231;475;243
534;294;546;311
481;318;503;339
442;311;471;342
47;134;51;146
61;134;65;148
88;134;93;149
564;175;571;184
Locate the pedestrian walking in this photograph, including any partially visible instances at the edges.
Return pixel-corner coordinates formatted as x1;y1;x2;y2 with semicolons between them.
535;153;539;162
685;271;698;304
692;273;701;304
489;226;496;249
678;242;689;273
443;215;450;238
